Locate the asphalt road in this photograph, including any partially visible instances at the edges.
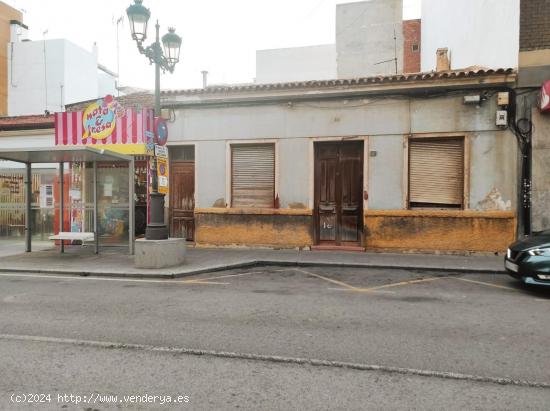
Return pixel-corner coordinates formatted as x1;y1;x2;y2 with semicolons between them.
1;266;549;410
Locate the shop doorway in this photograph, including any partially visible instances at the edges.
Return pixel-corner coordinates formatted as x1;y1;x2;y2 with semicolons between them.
314;141;363;248
169;146;195;241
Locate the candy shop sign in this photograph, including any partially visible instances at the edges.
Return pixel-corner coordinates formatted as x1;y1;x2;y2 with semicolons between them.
82;95;124;140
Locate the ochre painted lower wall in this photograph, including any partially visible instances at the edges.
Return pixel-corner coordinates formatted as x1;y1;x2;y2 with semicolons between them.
195;208;313;248
194;208;516;253
364;210;516;253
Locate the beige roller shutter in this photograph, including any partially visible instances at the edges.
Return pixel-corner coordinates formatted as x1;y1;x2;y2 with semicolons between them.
231;144;275;208
409;138;464;206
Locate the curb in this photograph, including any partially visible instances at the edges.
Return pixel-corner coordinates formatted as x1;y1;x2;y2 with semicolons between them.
0;260;506;279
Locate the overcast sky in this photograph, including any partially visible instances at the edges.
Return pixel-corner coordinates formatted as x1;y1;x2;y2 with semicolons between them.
6;0;421;91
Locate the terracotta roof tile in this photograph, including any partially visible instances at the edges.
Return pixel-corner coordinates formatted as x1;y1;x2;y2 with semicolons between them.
0;114;55;130
65;92;154;112
162;68;516;96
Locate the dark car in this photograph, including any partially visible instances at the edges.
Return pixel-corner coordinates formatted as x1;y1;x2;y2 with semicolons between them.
505;229;550;286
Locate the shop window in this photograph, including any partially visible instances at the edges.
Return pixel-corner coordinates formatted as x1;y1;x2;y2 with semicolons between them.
408;137;464;209
231;143;275;208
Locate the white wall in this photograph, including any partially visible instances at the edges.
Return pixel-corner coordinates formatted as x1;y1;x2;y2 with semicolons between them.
421;0;520;71
8;39;66;115
98;71;117;97
255;44;337;83
62;40;99;106
168;94;517;210
336;0;404;77
0;131;55;169
7;39;116;116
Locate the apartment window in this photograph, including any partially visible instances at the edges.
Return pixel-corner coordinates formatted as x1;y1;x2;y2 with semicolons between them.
411;44;419;53
231;143;275;208
408;137;464;209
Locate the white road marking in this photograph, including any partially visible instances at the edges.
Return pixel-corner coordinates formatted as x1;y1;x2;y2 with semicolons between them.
1;333;548;390
0;272;227;285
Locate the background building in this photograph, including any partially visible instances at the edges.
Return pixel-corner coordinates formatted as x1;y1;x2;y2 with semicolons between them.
7;34;117;116
421;0;520;71
0;1;22;115
255;0;419;84
517;0;550;232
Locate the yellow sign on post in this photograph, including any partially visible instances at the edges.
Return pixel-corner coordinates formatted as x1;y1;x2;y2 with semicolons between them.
157;157;169;195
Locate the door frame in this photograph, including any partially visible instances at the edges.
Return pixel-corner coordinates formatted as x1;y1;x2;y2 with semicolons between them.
311;137;368;246
168;143;197;241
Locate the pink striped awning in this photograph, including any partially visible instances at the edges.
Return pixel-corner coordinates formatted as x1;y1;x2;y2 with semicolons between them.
55;108;154;155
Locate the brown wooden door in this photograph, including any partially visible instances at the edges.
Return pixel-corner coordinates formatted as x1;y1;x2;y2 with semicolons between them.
170;161;195;241
314;141;363;246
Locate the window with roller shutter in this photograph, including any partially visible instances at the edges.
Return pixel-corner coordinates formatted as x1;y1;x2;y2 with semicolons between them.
408;137;465;209
231;144;275;208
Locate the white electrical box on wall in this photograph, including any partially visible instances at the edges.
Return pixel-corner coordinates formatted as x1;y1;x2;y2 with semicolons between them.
496;110;508;126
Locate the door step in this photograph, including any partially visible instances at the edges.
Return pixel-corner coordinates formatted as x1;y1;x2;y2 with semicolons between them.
311;245;365;252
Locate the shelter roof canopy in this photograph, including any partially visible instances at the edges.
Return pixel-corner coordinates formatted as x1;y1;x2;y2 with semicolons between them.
0;146;133;164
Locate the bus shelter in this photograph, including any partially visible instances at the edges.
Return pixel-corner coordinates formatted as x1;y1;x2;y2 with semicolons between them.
0;146;135;255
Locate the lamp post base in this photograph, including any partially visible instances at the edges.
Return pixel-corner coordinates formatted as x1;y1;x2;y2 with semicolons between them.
145;191;169;240
145;224;169;240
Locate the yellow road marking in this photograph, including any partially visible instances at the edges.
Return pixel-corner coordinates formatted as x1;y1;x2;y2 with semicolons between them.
327;287;397;294
0;273;227;285
357;276;446;292
293;268;361;291
446;277;518;291
186;271;264;282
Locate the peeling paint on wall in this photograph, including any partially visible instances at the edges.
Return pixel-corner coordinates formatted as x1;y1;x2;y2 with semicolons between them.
212;198;226;208
364;210;516;253
288;202;307;209
475;188;511;211
195;212;313;248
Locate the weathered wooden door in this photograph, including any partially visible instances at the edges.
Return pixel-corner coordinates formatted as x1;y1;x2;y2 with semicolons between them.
314;141;363;246
170;161;195;241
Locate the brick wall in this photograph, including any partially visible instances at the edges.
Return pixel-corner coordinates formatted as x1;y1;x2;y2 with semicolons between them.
520;0;550;51
403;19;421;73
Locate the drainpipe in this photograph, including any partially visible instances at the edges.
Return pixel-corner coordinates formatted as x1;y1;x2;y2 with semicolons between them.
509;89;532;237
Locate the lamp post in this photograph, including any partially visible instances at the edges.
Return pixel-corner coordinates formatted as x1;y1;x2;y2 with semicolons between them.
126;0;182;240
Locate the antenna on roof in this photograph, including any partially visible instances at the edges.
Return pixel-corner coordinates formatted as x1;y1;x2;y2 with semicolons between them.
115;16;124;97
42;29;49;112
374;27;398;74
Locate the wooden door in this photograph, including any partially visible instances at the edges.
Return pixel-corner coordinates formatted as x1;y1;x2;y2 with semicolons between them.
314;141;363;246
170;161;195;241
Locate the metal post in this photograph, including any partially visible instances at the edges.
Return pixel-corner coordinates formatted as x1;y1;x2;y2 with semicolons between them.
129;158;135;255
145;20;168;240
93;161;99;254
25;163;32;252
154;21;161;121
59;162;64;253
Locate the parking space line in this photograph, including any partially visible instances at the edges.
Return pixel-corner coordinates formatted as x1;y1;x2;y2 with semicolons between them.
327;287;397;294
186;271;265;282
357;276;446;292
293;268;361;291
447;277;518;291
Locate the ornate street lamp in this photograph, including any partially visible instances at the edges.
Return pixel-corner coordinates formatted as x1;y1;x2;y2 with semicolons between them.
127;0;182;240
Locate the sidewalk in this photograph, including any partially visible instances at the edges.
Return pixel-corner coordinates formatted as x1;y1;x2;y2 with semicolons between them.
0;244;505;278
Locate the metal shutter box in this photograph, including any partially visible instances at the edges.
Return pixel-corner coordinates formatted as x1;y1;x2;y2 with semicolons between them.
231;144;275;208
409;138;464;206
